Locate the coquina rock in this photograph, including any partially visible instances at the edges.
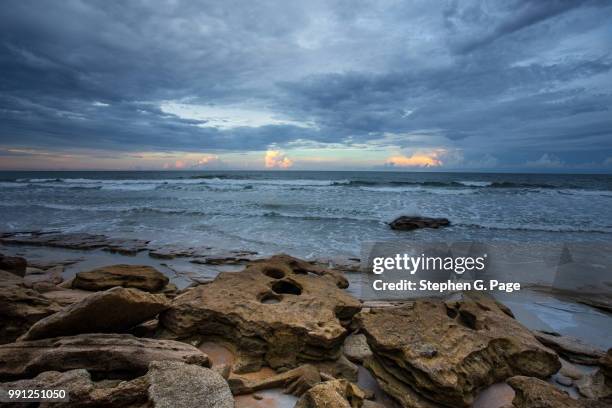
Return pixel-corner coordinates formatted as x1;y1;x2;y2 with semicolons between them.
506;376;607;408
0;369;150;407
0;333;210;380
72;264;169;292
160;255;360;372
20;287;170;341
356;293;560;408
0;281;62;344
294;379;367;408
148;360;234;408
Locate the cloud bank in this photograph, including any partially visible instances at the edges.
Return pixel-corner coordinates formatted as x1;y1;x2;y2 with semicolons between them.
0;0;611;170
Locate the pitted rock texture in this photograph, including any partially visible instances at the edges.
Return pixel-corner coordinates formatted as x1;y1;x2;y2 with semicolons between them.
160;255;360;372
72;264;169;292
20;287;170;340
356;293;560;408
0;333;210;380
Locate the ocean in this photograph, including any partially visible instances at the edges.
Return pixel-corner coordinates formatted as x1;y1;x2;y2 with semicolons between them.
1;171;611;259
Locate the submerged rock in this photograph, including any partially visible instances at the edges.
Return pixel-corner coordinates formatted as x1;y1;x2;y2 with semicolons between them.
0;282;62;344
389;216;450;231
72;264;169;292
160;255;360;372
0;333;210;380
20;287;170;341
148;360;233;408
0;232;149;254
0;253;27;276
356;294;560;408
533;330;605;365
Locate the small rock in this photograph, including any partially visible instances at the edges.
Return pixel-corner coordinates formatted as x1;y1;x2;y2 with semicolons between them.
343;333;372;364
389;216;450;231
147;360;233;408
294;379;366;408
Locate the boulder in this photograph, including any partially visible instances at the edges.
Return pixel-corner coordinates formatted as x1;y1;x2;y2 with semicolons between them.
506;376;597;408
147;360;233;408
533;330;605;365
389;216;450;231
0;333;210;380
576;369;611;400
0;369;149;407
72;264;169;292
160;255;360;372
0;283;62;344
23;265;64;287
343;333;372;364
294;379;367;408
356;294;560;408
20;287;170;341
0;253;26;276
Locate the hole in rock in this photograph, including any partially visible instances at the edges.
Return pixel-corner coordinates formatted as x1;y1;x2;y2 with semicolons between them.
445;306;458;319
458;310;478;330
259;292;282;304
262;266;286;279
271;280;302;296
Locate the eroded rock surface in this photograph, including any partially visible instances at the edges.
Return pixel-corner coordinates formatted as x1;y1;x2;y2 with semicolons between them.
72;264;169;292
357;294;560;408
0;333;210;380
506;376;601;408
294;379;367;408
160;255;359;372
389;216;450;231
20;287;170;341
148;360;233;408
0;232;149;255
229;364;322;397
0;282;62;344
534;330;605;365
0;369;150;407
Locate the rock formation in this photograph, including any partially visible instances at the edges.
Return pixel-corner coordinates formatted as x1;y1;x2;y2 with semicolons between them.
72;264;169;292
0;253;27;276
20;287;170;341
148;360;233;408
0;333;209;380
533;330;605;365
0;280;62;344
506;376;608;408
356;294;560;407
160;255;360;372
389;216;450;231
294;379;367;408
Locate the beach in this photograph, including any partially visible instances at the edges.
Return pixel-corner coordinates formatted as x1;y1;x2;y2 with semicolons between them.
1;224;611;407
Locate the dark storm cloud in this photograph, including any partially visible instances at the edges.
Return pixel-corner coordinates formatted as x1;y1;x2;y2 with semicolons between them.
0;0;611;168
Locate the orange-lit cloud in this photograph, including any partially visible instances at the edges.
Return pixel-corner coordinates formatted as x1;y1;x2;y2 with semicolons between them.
196;155;220;166
265;150;293;169
386;151;443;167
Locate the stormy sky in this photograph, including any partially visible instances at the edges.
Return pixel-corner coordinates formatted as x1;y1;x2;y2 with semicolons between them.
0;0;611;171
